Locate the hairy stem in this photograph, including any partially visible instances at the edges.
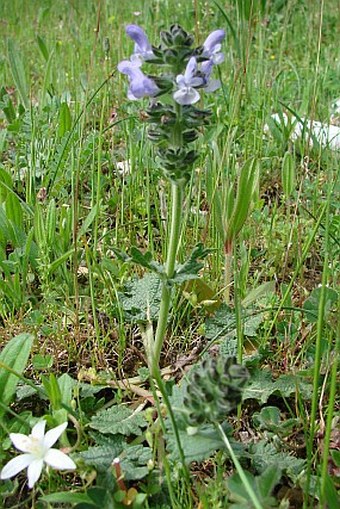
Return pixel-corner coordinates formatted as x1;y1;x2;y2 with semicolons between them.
152;181;183;375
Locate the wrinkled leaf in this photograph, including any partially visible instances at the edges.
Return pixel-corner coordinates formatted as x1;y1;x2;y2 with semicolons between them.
243;370;312;404
119;273;162;322
90;405;146;436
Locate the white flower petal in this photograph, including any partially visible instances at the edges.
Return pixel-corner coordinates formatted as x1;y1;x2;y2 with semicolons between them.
44;449;76;470
10;433;33;453
0;454;33;479
173;87;200;105
31;420;46;440
27;459;44;488
43;422;68;449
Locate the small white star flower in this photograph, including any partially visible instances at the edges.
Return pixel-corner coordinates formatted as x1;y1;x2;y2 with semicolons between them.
0;420;76;488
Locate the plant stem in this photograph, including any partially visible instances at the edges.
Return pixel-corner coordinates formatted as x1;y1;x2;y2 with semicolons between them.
216;423;262;509
152;181;184;374
224;240;233;305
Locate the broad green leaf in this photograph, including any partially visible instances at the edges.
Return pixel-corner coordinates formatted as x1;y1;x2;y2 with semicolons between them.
243;370;312;404
55;374;76;421
257;465;282;499
119;445;152;480
90;405;146;436
250;440;305;482
119;273;162;322
205;304;264;344
77;439;125;473
252;406;281;430
167;423;234;464
78;442;151;481
0;333;33;420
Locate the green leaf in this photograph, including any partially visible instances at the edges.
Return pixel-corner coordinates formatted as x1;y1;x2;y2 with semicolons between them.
322;473;340;509
257;465;282;499
5;193;23;229
0;167;13;203
129;247;164;274
243;370;312;404
58;373;76;406
252;406;281;430
40;492;97;506
205;304;264;345
119;273;162;322
281;151;296;198
241;281;276;308
0;333;33;421
36;35;49;61
249;440;305;482
167;423;243;464
0;87;16;123
7;39;29;109
226;466;281;507
171;243;210;284
119;445;152;480
226;158;259;244
58;102;72;137
303;287;338;323
32;354;53;370
90;405;146;436
78;439;126;472
78;441;151;481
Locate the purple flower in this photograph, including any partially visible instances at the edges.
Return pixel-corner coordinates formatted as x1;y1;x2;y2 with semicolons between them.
117;58;159;100
173;57;204;105
201;60;221;92
202;29;225;64
126;24;155;60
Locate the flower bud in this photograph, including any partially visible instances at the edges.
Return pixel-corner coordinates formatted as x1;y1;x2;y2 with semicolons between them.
183;356;249;426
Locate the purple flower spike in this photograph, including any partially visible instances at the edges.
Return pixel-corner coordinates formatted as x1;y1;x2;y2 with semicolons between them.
126;24;155;60
202;29;225;64
173;57;204;105
117;59;159;100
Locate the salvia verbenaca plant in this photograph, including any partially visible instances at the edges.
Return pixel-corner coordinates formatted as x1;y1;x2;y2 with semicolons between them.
118;24;225;375
184;356;249;426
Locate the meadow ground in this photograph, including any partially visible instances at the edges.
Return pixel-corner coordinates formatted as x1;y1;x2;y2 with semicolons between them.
0;1;339;508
